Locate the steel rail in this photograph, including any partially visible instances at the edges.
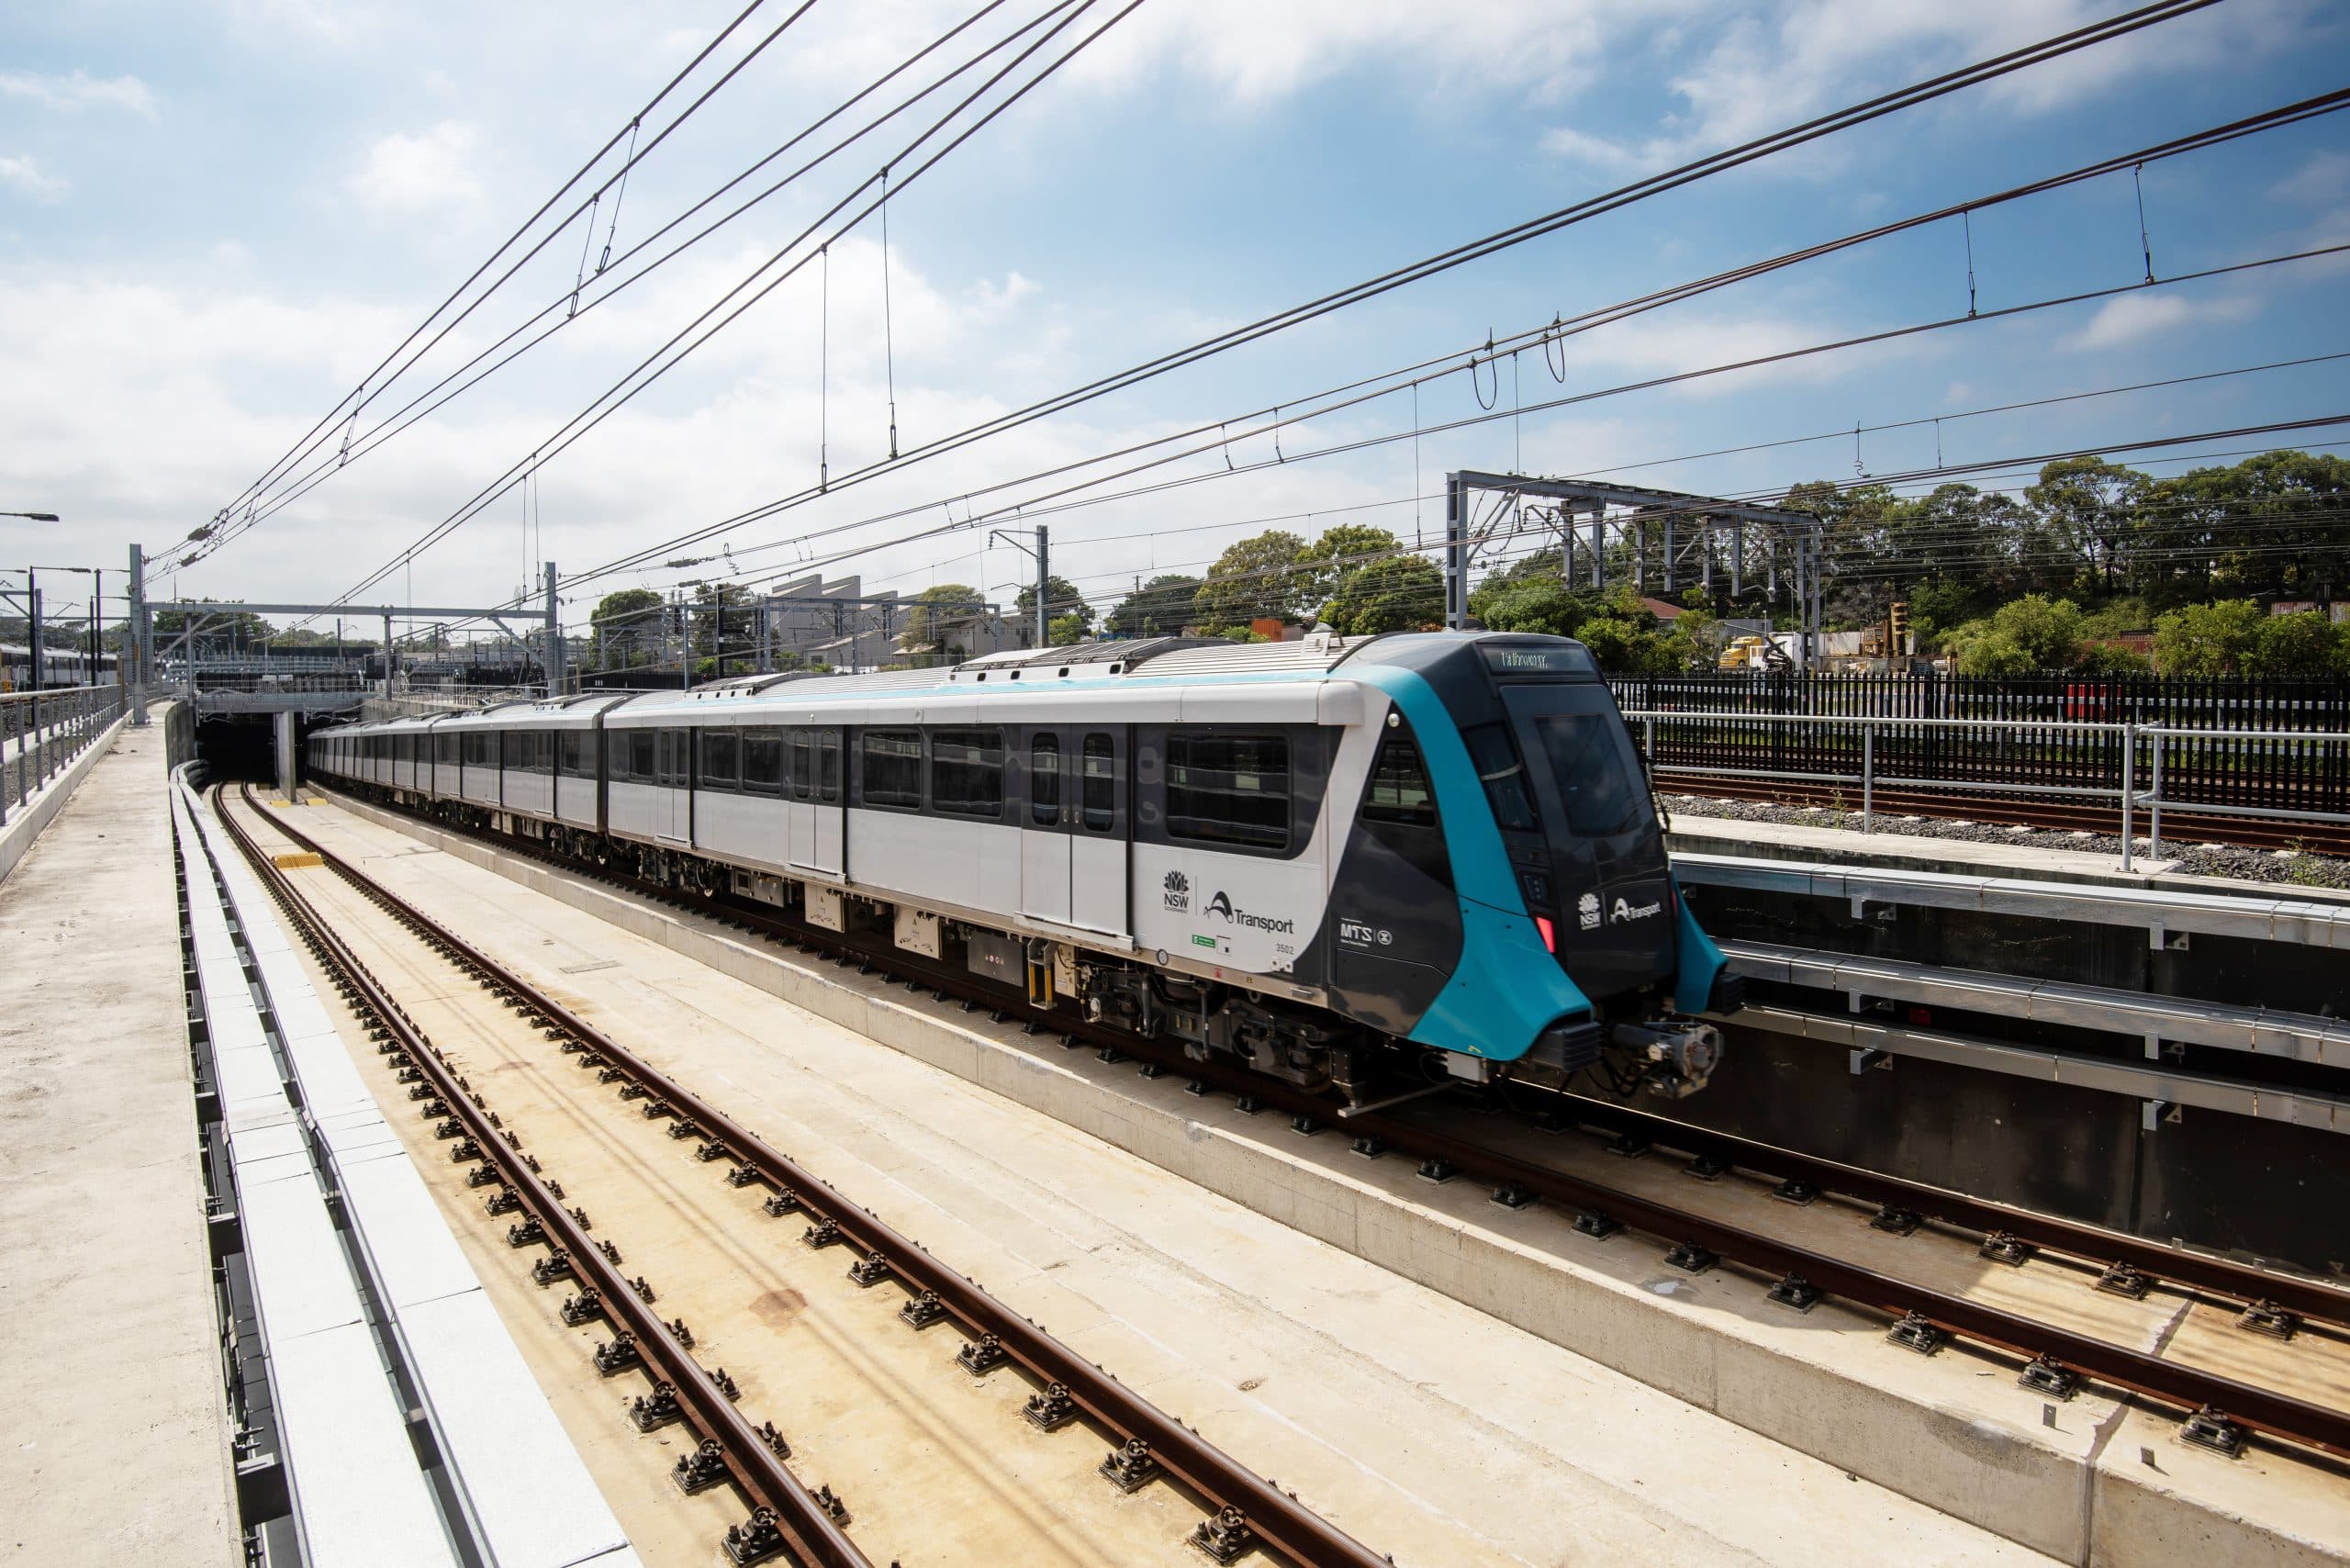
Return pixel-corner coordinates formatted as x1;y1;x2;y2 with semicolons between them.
309;782;2350;1463
217;786;867;1568
250;786;1390;1568
1537;1098;2350;1336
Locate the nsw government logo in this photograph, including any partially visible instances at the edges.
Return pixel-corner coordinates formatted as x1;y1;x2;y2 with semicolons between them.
1162;869;1190;913
1577;891;1601;931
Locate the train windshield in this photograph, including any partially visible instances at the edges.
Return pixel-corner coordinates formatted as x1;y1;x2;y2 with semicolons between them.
1497;678;1674;999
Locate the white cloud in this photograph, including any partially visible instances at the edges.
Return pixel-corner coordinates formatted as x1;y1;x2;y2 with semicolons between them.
0;70;157;116
1537;0;2305;178
347;121;484;216
0;154;68;199
2272;150;2350;207
2058;291;2258;353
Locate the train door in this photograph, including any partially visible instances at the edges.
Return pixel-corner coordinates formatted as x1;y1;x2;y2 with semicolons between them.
655;728;691;845
1019;729;1074;926
1020;726;1128;935
786;728;845;877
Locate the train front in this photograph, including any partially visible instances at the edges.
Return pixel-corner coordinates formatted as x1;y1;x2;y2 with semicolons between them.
1346;632;1740;1099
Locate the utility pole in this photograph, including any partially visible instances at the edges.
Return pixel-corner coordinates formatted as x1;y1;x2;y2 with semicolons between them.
543;561;562;698
987;523;1050;650
129;543;149;724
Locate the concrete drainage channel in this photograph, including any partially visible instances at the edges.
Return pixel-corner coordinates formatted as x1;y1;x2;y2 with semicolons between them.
228;783;1390;1568
315;785;2350;1567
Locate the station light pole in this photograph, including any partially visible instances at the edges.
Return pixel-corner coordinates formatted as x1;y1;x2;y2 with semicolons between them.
988;524;1050;651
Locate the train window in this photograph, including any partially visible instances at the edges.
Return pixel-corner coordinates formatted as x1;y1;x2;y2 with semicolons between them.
629;730;655;781
1164;731;1288;851
1030;734;1061;825
862;730;922;810
437;734;458;767
744;728;784;795
932;728;1003;818
658;730;689;786
1463;723;1539;834
789;730;812;801
699;729;741;790
1361;734;1437;828
817;732;841;802
559;732;589;778
1527;713;1646;838
1081;734;1116;832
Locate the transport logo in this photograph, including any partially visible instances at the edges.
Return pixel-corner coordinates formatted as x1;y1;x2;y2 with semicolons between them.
1338;918;1393;946
1163;869;1190;912
1577;891;1602;931
1611;895;1662;924
1203;890;1296;935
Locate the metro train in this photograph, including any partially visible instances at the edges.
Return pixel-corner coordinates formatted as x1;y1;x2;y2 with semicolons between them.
308;631;1742;1103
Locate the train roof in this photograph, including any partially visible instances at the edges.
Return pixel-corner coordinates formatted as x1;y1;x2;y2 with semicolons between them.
316;633;1597;735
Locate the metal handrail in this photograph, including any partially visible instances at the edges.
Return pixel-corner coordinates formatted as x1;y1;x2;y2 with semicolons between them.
1;683;125;829
1622;707;2350;869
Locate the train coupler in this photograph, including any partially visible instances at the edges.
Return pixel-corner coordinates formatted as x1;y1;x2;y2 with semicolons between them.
1610;1020;1724;1099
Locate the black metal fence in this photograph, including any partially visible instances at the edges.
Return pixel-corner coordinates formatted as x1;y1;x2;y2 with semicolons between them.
1608;674;2350;818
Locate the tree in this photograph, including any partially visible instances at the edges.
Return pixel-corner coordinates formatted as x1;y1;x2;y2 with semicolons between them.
152;600;272;653
1301;525;1401;608
2245;610;2350;677
1014;574;1095;635
1472;577;1585;638
590;588;666;670
1323;555;1442;636
2075;642;2152;675
1192;531;1312;632
2027;457;2148;596
2153;599;2266;676
1103;574;1202;639
1986;595;2084;669
687;581;756;677
901;584;985;659
1573;616;1646;673
1955;632;2038;677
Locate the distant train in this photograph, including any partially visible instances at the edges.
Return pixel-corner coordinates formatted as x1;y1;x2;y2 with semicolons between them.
309;632;1741;1103
0;644;116;692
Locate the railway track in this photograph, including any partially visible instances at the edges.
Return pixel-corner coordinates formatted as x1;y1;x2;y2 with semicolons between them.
219;783;1389;1568
1660;770;2350;856
300;778;2350;1472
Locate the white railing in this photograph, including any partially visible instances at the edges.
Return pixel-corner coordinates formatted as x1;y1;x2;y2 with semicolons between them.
1621;708;2350;870
2;683;124;828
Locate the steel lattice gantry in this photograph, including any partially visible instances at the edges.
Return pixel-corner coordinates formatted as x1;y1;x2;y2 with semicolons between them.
1441;472;1825;665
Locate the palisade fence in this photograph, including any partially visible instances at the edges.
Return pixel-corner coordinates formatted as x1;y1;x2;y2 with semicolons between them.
1607;673;2350;829
2;683;127;829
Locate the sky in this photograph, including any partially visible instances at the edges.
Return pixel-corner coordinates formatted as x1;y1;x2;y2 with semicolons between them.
2;0;2346;642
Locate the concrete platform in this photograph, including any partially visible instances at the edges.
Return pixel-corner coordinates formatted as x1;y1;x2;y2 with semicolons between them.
295;791;2056;1567
0;720;239;1560
318;787;2350;1567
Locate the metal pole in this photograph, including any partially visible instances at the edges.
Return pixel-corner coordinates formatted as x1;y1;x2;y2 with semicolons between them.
1863;724;1874;833
1662;514;1675;593
1443;474;1464;629
1590;510;1605;591
2120;722;2136;873
2148;729;2164;860
129;543;149;725
381;612;393;697
543;561;561;698
1035;524;1049;648
27;574;41;690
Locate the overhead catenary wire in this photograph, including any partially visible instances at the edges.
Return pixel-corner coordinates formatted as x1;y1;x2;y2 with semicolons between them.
175;0;804;563
543;77;2348;606
204;0;1068;558
307;0;1147;620
292;0;2233;620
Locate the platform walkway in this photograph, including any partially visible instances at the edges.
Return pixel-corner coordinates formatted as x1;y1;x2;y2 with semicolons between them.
0;721;238;1562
